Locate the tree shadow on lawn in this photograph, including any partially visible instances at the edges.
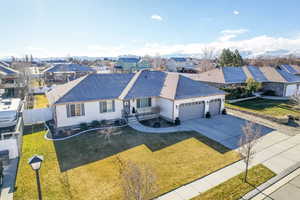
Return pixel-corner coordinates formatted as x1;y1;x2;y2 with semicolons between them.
53;127;232;172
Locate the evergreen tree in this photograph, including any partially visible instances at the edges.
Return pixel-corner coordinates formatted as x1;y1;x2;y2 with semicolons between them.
218;48;243;66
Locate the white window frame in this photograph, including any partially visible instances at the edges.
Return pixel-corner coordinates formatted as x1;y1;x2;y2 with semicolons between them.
66;103;85;117
99;100;115;113
137;98;152;108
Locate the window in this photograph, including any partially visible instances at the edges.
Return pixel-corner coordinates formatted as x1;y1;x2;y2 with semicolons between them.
99;100;115;113
66;103;85;117
137;98;151;108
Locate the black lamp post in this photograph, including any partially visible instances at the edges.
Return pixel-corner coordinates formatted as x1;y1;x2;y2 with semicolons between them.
28;155;43;200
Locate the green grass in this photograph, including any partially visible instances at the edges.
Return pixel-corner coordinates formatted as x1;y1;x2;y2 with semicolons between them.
192;164;276;200
15;126;240;200
226;98;300;118
34;95;49;109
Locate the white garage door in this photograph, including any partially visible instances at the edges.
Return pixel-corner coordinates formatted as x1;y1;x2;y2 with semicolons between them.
285;84;299;96
179;101;205;121
209;99;221;116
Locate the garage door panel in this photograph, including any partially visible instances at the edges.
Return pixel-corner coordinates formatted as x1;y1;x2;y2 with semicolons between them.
179;101;205;121
209;99;221;116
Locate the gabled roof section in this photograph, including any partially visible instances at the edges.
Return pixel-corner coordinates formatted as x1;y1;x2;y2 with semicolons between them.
44;64;95;73
175;75;225;99
46;75;88;105
119;70;143;99
259;66;286;82
124;70;166;99
182;68;225;83
160;73;179;99
48;73;134;105
0;63;18;75
118;57;140;63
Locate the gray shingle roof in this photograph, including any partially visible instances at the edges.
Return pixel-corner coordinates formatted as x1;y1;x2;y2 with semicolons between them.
48;70;225;105
175;75;225;99
50;73;134;104
44;64;95;73
125;71;166;99
0;64;18;75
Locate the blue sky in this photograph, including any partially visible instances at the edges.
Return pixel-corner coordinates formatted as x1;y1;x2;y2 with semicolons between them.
1;0;300;58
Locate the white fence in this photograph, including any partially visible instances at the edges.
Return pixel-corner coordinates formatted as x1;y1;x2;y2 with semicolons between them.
0;139;19;159
22;108;53;125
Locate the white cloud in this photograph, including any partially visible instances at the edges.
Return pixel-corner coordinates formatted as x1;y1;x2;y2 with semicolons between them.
151;14;163;21
219;29;248;42
2;34;300;59
233;10;240;15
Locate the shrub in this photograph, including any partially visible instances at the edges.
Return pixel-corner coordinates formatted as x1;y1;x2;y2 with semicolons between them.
175;117;181;125
114;119;120;126
206;112;211;118
262;90;276;96
100;120;107;126
79;122;88;130
90;120;100;128
222;109;227;115
153;122;161;128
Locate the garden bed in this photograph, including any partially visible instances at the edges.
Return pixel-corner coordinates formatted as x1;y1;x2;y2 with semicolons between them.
46;119;127;139
140;117;175;128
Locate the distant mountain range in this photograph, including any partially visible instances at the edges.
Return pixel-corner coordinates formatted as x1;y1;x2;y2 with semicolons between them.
1;49;300;61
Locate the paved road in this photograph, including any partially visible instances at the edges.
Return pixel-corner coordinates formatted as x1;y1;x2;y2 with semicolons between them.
264;174;300;200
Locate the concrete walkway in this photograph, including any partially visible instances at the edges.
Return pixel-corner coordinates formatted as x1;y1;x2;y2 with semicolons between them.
128;120;190;133
157;131;300;200
227;108;300;136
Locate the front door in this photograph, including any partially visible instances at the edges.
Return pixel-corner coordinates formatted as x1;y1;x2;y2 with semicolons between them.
123;100;130;116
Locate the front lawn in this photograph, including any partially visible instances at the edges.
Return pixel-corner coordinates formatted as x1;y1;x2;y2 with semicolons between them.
226;98;300;118
15;126;239;200
34;94;49;109
192;164;275;200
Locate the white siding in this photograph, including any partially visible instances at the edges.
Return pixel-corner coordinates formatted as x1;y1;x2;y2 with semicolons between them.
173;95;225;119
55;99;123;128
285;84;299;96
157;98;174;120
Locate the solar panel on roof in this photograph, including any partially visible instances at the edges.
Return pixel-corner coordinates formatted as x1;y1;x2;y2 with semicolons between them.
247;66;268;82
275;67;300;82
282;64;298;74
223;67;247;83
0;65;16;75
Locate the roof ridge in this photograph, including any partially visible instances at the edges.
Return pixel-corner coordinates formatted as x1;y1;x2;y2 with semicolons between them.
160;72;179;100
242;66;253;79
46;74;89;105
119;70;144;99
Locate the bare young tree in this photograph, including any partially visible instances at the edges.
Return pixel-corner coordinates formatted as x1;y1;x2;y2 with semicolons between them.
238;121;261;182
99;127;122;144
198;47;216;72
291;93;300;109
119;160;157;200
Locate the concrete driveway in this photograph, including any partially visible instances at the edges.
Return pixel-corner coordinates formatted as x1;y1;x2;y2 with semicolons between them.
182;115;274;149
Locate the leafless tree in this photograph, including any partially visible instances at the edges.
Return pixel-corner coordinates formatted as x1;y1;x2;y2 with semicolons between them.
152;53;162;69
99;127;122;144
238;121;261;182
198;47;216;72
119;160;157;200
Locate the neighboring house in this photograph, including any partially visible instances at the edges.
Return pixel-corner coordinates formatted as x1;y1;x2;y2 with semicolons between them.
166;57;195;72
0;64;26;98
115;57;152;72
43;64;95;84
185;64;300;97
46;70;225;129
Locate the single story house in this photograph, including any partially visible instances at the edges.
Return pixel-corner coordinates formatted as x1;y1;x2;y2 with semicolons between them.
0;64;26;98
185;65;300;97
43;63;95;84
46;70;225;129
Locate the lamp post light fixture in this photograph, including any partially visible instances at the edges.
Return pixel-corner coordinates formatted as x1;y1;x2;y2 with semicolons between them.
28;155;43;200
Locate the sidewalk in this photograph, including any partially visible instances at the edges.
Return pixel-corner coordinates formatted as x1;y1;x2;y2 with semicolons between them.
128;120;190;133
157;131;300;200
